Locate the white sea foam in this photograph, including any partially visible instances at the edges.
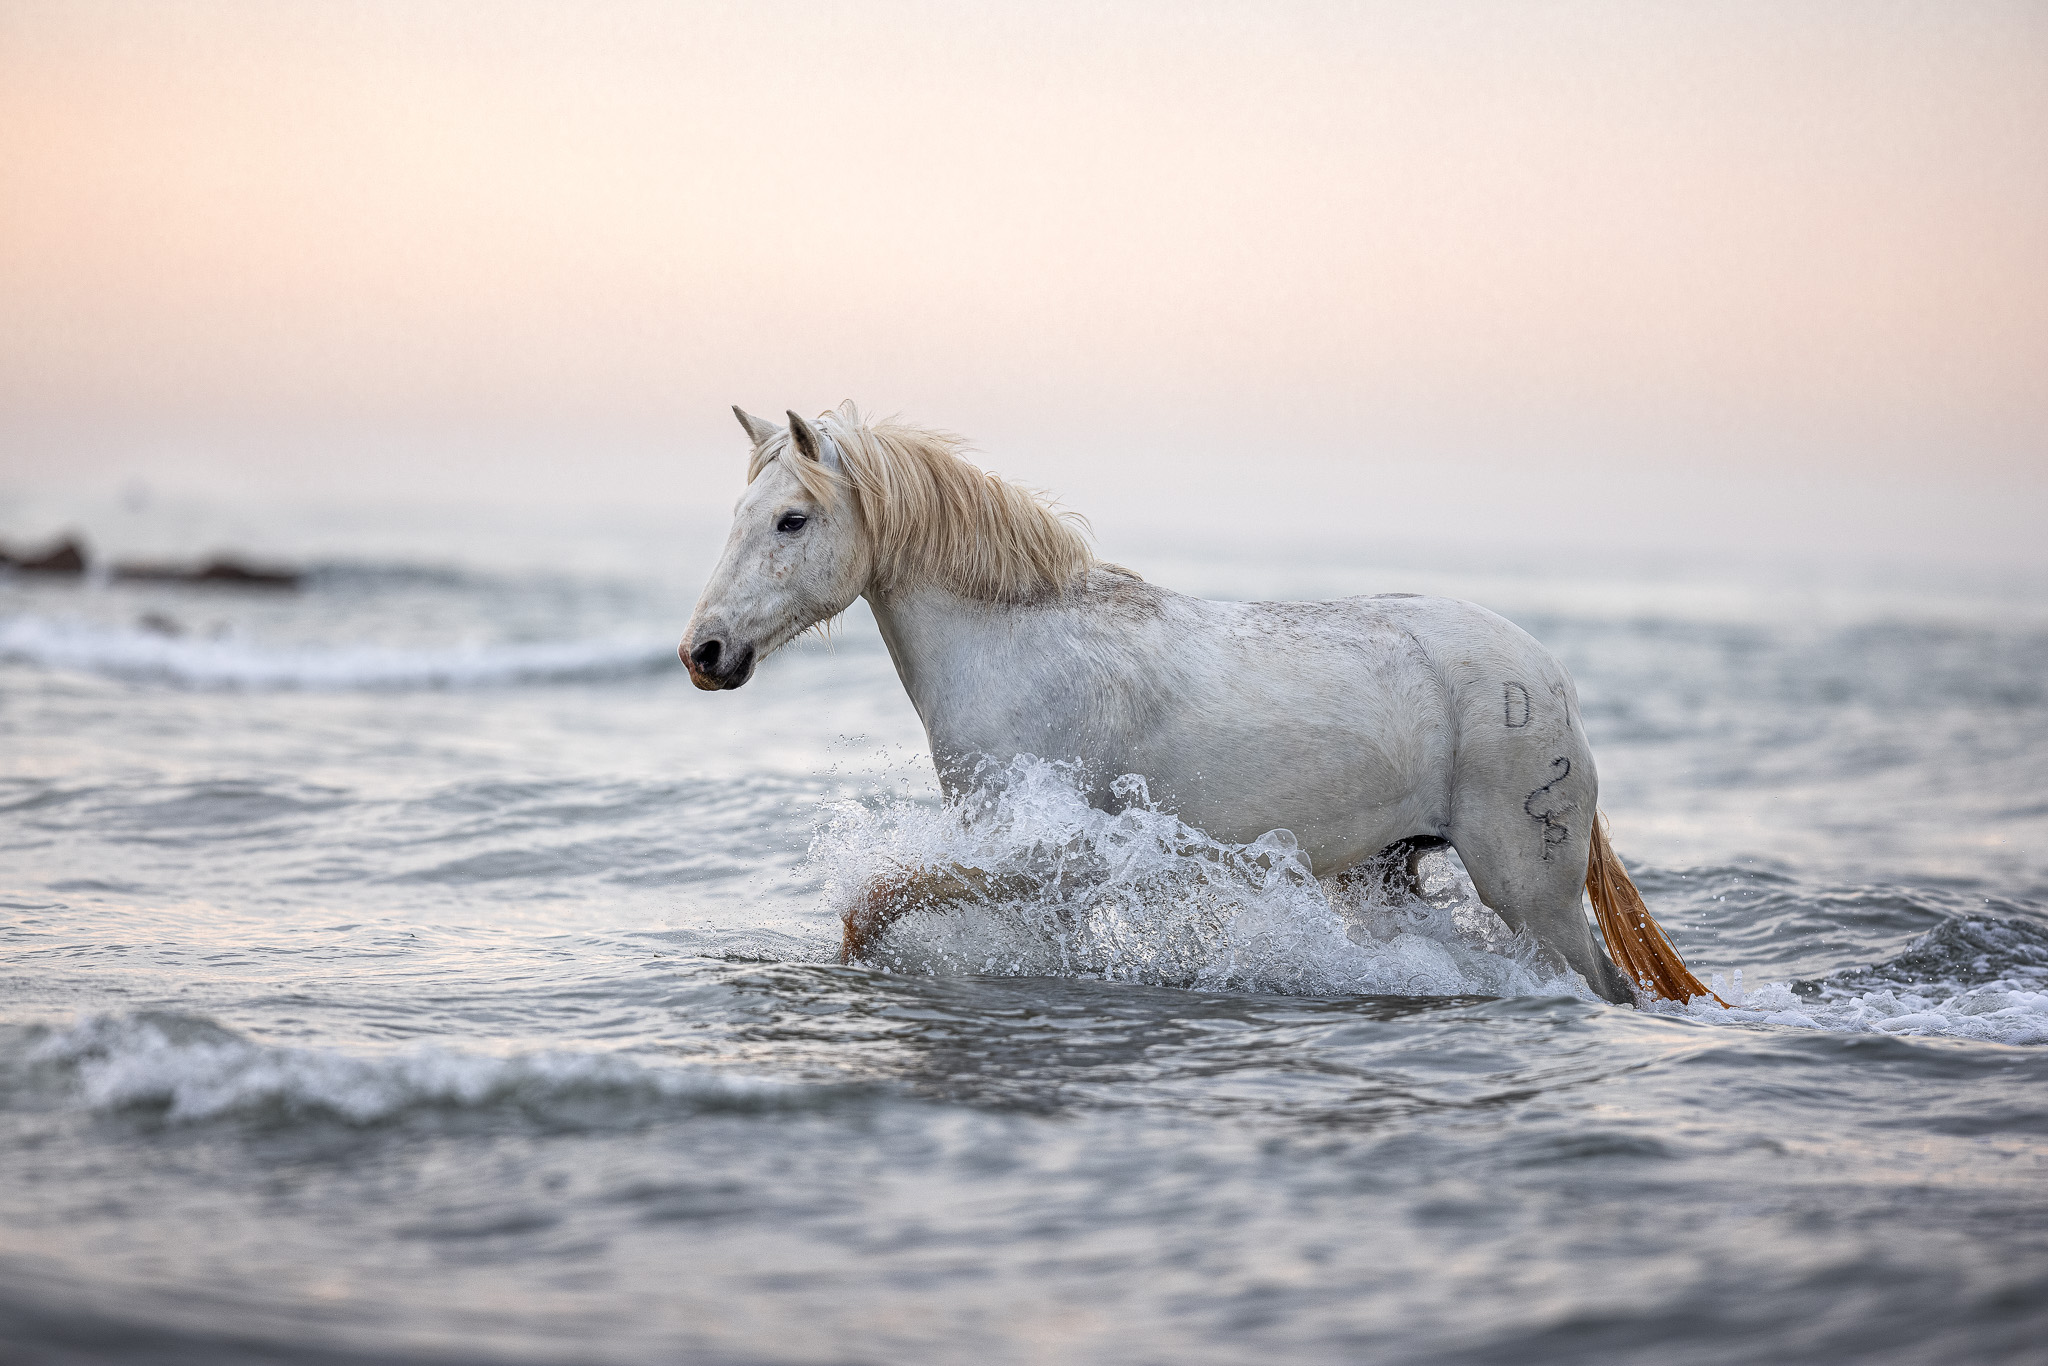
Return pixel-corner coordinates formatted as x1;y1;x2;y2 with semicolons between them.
0;614;673;689
27;1013;803;1124
1655;973;2048;1046
807;756;1584;999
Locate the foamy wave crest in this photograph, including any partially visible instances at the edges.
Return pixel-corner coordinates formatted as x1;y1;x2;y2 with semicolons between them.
0;614;674;689
24;1013;811;1125
807;757;1583;999
1658;917;2048;1046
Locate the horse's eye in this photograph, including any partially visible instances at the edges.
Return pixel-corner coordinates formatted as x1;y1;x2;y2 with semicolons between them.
776;512;808;534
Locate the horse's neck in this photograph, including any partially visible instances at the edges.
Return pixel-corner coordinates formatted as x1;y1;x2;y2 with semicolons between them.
867;583;1029;700
864;582;1085;754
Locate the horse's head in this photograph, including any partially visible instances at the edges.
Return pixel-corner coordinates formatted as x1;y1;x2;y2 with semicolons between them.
681;405;873;690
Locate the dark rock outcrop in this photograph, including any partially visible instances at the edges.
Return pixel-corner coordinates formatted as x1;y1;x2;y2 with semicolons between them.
0;537;88;574
113;557;300;590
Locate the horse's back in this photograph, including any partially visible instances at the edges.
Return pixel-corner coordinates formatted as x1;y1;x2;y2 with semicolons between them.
1162;587;1595;871
1166;587;1581;746
1087;586;1478;867
1364;593;1586;740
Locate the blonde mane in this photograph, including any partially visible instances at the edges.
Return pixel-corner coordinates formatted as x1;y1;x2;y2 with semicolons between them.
748;402;1094;603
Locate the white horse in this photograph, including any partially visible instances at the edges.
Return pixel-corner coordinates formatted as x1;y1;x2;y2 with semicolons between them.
683;403;1717;1007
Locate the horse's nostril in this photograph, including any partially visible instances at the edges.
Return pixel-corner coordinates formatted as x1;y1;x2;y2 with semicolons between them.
690;639;723;672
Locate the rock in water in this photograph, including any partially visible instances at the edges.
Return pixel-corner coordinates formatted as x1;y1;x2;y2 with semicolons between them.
113;556;301;589
0;536;89;574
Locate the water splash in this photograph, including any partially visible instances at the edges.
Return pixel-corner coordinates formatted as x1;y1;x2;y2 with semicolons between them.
804;757;1584;999
806;757;2048;1044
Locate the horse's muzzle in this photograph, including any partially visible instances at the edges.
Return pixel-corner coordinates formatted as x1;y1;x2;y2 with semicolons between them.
683;636;756;690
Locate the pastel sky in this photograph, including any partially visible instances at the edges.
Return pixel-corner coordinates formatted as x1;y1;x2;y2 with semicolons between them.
2;1;2043;565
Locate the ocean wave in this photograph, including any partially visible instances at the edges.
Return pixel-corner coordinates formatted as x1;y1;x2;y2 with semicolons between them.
1803;912;2048;992
1652;916;2048;1045
15;1012;825;1126
295;558;484;590
1660;980;2048;1046
0;614;677;689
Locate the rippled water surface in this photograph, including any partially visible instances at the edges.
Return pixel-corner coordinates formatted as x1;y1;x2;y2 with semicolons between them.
3;519;2046;1364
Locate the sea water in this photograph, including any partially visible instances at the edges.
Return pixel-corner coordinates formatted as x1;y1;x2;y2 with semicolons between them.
2;503;2045;1364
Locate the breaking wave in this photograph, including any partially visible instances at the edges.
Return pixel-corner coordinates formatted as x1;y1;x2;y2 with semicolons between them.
0;614;675;689
1657;915;2048;1045
809;758;2048;1044
14;1013;824;1127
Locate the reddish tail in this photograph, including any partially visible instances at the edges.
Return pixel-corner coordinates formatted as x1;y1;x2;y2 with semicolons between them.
1586;815;1727;1007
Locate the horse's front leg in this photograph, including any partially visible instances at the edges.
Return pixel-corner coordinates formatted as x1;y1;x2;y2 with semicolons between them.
842;868;949;962
840;864;1033;962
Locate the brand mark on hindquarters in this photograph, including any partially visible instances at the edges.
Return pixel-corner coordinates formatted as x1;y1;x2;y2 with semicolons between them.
1523;756;1573;858
1503;681;1532;728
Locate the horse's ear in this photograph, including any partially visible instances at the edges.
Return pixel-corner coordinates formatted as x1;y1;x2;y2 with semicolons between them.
732;406;779;446
787;411;828;465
